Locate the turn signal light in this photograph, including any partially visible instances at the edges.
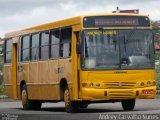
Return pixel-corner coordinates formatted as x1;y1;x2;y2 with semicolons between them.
89;83;94;87
152;80;156;86
82;83;87;87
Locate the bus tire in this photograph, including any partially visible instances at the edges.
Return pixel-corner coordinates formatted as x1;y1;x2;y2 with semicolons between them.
121;99;135;111
64;86;79;113
21;85;32;110
79;102;88;109
21;85;41;110
31;101;42;110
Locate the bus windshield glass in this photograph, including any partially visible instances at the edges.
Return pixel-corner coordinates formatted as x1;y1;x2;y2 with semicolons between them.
82;30;154;70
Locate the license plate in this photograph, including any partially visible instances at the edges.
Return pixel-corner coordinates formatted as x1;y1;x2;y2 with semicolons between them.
142;90;153;94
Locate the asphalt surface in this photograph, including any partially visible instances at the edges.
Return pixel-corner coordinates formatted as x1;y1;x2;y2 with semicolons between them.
0;96;160;120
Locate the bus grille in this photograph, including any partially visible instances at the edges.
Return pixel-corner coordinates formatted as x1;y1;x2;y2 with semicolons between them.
104;82;136;89
108;90;135;99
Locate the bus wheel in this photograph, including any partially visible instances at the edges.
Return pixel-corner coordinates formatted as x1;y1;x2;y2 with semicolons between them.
21;85;41;110
64;86;79;113
21;85;32;110
121;99;135;111
79;102;88;109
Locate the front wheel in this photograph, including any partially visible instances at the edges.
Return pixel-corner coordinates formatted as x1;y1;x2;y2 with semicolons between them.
64;86;79;113
121;99;136;111
21;85;41;110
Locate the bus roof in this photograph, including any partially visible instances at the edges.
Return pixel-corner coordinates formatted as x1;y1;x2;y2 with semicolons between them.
4;13;149;39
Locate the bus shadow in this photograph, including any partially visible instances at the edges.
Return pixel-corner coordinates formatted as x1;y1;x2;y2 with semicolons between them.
15;107;141;113
40;107;124;113
41;107;66;112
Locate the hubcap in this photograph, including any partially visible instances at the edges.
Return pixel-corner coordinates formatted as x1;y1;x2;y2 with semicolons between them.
64;89;70;109
22;90;27;105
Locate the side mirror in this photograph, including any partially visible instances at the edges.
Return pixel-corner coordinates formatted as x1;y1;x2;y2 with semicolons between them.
76;42;81;54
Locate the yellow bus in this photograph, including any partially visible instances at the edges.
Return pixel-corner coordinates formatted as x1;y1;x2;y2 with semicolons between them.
3;13;156;113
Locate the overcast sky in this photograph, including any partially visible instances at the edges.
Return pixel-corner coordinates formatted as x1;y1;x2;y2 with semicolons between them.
0;0;160;38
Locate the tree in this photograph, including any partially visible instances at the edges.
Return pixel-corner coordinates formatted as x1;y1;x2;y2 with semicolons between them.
152;21;160;45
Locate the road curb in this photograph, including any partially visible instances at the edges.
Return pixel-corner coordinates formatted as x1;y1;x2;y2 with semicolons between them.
0;95;8;99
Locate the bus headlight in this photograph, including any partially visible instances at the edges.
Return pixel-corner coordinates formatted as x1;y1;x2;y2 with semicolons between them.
140;82;145;87
147;81;151;86
96;83;100;87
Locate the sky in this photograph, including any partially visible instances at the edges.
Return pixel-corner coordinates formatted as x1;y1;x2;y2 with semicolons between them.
0;0;160;38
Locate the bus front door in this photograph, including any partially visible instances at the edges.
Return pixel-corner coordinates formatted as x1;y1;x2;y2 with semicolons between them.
12;37;18;99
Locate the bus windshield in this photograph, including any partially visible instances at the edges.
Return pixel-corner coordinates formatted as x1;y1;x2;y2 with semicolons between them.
82;30;154;70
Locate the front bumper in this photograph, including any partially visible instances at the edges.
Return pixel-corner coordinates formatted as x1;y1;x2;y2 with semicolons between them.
81;86;156;100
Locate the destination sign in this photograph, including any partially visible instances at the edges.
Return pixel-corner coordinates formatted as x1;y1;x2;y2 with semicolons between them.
86;31;117;35
83;16;150;28
95;18;138;26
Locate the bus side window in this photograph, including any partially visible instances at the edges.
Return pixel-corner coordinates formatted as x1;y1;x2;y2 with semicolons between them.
40;31;49;60
5;39;12;63
30;33;39;61
50;30;60;59
21;36;30;62
60;28;72;57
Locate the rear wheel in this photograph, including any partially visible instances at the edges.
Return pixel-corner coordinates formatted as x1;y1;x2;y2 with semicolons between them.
64;86;79;113
21;85;41;110
121;99;135;111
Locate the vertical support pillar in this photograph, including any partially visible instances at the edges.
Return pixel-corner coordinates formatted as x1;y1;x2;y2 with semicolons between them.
12;43;18;99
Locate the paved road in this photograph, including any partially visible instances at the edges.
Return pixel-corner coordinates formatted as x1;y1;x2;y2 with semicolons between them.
0;97;160;120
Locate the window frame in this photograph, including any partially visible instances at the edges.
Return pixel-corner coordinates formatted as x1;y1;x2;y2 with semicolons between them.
18;26;73;62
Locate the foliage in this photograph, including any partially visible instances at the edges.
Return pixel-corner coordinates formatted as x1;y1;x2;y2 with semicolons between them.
155;53;160;60
0;84;2;95
153;22;160;89
152;21;160;46
156;65;160;89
